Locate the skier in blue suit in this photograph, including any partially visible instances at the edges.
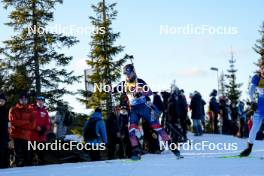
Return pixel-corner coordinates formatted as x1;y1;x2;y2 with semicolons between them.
240;60;264;157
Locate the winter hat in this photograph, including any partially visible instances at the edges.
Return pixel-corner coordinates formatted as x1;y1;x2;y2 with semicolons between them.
210;89;217;97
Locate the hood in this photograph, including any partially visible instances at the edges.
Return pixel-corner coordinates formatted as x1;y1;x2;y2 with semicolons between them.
90;112;102;120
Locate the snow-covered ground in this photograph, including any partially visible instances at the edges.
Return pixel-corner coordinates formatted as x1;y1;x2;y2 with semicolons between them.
1;133;264;176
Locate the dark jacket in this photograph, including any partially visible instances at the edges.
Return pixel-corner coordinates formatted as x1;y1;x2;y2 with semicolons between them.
0;93;10;168
209;96;219;113
179;94;188;119
106;112;123;141
153;94;164;112
190;93;203;119
0;93;8;148
201;99;206;115
167;94;181;123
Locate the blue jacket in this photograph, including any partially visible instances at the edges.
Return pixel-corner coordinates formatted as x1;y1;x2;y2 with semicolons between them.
83;112;108;144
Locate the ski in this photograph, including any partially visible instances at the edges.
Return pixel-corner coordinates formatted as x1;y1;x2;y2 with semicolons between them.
217;155;254;159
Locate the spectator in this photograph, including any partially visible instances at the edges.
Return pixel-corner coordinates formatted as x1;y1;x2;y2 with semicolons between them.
219;96;231;134
0;92;9;168
9;93;35;167
153;92;164;113
53;102;71;138
31;96;51;165
83;107;107;161
209;89;220;134
237;101;246;138
106;110;126;159
119;106;131;158
190;91;203;136
179;89;190;141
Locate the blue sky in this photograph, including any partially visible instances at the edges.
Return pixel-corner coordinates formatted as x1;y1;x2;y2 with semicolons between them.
1;0;264;113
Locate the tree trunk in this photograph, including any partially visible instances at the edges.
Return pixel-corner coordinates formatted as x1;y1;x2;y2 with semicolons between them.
32;0;41;95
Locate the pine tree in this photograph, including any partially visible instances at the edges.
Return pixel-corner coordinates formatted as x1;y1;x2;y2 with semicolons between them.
253;22;264;64
0;0;80;108
79;0;128;117
225;52;242;104
219;71;226;97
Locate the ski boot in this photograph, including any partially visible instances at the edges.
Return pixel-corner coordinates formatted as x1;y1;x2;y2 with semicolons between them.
240;142;253;157
171;148;184;159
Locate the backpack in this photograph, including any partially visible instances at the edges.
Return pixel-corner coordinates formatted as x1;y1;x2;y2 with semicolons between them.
84;119;102;141
63;111;73;126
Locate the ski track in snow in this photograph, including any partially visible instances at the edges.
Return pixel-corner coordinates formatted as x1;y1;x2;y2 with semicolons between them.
1;133;264;176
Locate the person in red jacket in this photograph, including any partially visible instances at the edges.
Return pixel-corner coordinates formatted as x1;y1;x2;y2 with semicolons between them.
31;96;51;143
31;96;51;165
9;93;36;167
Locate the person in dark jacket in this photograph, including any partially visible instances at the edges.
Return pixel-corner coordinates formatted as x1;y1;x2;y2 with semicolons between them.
153;92;164;113
83;107;107;161
237;101;246;138
190;91;203;136
166;88;187;142
160;91;171;128
209;89;220;134
106;109;126;159
230;102;239;135
219;96;231;135
179;90;190;141
0;92;9;168
117;106;131;158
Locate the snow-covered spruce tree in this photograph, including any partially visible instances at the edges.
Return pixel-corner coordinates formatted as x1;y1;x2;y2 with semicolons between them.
0;0;80;108
225;53;242;104
79;0;128;117
253;22;264;64
219;71;226;97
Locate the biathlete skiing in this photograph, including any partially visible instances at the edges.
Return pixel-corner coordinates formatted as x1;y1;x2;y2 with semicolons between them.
113;63;183;160
240;60;264;157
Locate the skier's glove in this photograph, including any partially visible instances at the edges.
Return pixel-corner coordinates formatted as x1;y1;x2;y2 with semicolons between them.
250;102;258;112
